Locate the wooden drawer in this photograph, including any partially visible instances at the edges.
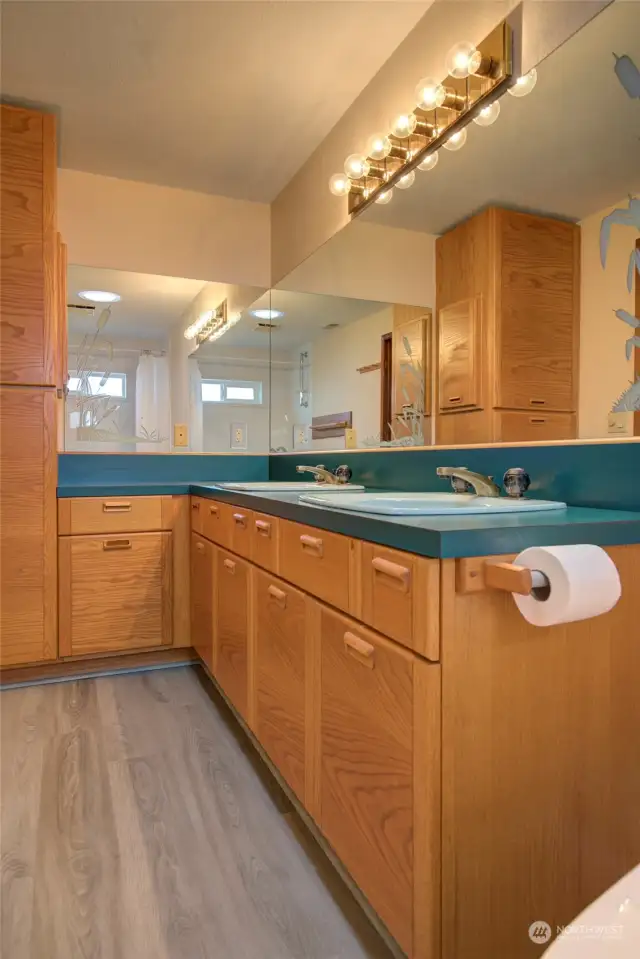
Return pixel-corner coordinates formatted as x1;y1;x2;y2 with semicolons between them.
229;506;254;559
60;495;165;535
251;512;279;573
279;519;352;612
359;543;440;660
190;496;205;535
58;532;172;656
496;410;576;442
201;498;232;549
254;570;307;801
317;604;440;957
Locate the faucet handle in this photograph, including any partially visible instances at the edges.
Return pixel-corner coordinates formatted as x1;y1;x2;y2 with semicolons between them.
503;468;531;498
333;465;352;484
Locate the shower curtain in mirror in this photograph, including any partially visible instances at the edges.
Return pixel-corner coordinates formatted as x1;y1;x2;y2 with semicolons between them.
135;352;171;451
188;356;204;452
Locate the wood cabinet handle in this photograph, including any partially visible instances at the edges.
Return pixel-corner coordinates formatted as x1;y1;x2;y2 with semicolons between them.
102;539;132;550
255;519;271;536
233;512;247;526
343;632;375;669
209;504;219;515
267;584;287;607
448;396;462;403
102;501;132;512
223;558;236;573
529;417;547;424
530;399;546;406
300;534;323;556
196;541;205;553
192;501;200;510
372;557;411;590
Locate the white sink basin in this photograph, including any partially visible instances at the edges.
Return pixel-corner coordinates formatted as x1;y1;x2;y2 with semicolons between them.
217;481;365;492
298;491;567;515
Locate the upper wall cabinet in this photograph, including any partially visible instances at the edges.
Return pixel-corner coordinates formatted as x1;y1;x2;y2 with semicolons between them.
436;208;579;446
0;105;58;387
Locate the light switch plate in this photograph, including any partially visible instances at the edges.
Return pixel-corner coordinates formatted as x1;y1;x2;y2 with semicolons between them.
174;423;189;447
231;422;247;450
607;411;632;435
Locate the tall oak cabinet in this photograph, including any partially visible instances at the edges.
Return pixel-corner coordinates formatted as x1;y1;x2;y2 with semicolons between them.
0;105;66;665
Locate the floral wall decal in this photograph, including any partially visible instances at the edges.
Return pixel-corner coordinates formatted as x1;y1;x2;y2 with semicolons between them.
599;193;639;413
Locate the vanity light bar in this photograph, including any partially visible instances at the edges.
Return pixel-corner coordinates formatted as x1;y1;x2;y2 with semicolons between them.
327;20;537;215
184;301;230;343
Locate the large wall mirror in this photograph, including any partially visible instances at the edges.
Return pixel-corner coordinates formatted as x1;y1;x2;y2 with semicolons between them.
65;265;267;453
270;0;639;451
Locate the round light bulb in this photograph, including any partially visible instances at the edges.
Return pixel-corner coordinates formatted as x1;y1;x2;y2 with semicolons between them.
473;100;501;127
508;68;537;98
414;77;446;110
417;152;439;172
445;41;480;79
395;170;416;190
328;173;352;197
375;188;394;205
344;153;370;179
442;127;468;152
389;114;417;138
366;133;392;160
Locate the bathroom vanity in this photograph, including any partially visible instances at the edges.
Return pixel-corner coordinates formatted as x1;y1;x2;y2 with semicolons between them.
46;481;640;959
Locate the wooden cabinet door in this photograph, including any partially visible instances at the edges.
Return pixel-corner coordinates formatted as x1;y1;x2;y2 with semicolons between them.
392;306;431;439
0;386;57;666
1;105;57;386
438;296;481;412
59;532;172;657
318;605;440;958
254;570;307;802
215;548;250;719
191;533;215;671
497;210;578;412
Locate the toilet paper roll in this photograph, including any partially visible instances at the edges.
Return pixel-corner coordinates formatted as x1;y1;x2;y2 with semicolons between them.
512;544;621;627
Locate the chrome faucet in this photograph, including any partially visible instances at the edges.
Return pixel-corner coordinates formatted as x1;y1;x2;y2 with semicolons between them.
436;466;502;497
296;463;351;485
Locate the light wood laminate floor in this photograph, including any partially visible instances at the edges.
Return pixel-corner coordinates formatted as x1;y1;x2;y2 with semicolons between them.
1;666;395;959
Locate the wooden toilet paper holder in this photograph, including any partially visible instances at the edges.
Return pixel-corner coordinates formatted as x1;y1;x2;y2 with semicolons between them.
456;557;550;596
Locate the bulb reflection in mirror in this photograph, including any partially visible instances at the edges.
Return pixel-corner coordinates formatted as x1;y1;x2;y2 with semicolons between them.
375;188;394;205
396;170;416;190
344;153;370;178
417;152;439;172
415;77;446;110
473;100;501;126
508;68;537;97
390;113;417;138
328;173;352;197
445;41;481;79
366;133;392;160
443;127;468;151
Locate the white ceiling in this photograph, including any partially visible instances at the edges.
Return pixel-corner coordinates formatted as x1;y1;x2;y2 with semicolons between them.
1;0;430;203
195;288;389;354
67;265;207;341
364;1;640;234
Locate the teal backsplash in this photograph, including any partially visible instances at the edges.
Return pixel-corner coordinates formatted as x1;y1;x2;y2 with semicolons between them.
58;442;640;511
269;442;640;512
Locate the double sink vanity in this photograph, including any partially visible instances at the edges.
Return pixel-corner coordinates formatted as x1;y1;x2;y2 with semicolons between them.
51;461;640;959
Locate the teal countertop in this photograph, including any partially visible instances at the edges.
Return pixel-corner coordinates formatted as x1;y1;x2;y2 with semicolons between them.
57;482;640;559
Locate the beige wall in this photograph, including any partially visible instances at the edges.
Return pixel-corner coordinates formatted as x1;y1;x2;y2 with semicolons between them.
279;221;436;308
579;200;635;438
270;0;608;283
59;169;271;287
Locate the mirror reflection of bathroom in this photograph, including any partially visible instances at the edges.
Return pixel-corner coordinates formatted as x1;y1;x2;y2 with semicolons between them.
65;266;268;452
271;0;640;451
